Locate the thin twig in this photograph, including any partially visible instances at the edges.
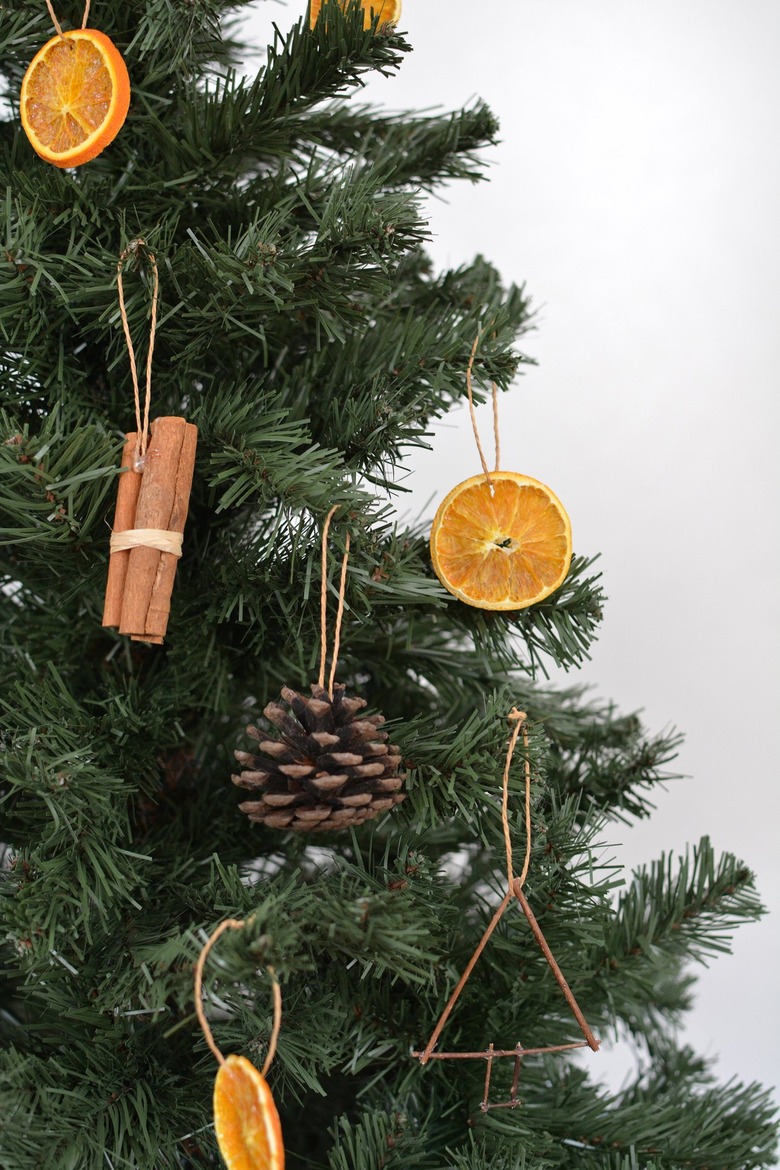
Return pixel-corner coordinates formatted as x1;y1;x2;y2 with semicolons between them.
418;888;512;1065
411;1042;591;1060
421;710;529;1063
512;884;600;1052
509;1046;522;1102
481;1043;494;1109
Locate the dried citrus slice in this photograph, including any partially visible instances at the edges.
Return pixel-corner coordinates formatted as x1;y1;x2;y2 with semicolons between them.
20;29;130;168
213;1054;284;1170
430;471;573;610
309;0;402;31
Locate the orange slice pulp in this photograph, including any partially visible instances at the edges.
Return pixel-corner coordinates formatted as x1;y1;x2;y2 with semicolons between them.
20;29;130;168
430;471;573;611
213;1054;285;1170
309;0;402;31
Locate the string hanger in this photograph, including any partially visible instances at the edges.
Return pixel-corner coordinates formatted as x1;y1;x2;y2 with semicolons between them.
194;918;281;1076
116;239;159;469
44;0;92;38
465;330;502;491
318;505;351;698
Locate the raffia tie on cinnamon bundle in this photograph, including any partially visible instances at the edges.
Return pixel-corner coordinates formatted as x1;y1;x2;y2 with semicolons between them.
101;242;197;644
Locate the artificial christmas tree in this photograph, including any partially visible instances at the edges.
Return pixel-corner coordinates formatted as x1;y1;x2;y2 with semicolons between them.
1;3;776;1169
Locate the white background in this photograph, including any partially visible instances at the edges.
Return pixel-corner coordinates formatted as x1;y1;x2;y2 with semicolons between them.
245;1;780;1095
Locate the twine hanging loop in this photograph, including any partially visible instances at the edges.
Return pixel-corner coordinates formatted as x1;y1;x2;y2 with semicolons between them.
44;0;92;38
116;239;159;467
465;330;502;490
194;918;282;1077
318;505;351;698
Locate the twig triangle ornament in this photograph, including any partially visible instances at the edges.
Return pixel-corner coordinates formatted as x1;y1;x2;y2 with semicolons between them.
413;710;599;1111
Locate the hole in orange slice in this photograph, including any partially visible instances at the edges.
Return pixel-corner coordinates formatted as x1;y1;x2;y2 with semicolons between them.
430;471;573;611
309;0;402;30
20;29;130;168
213;1054;285;1170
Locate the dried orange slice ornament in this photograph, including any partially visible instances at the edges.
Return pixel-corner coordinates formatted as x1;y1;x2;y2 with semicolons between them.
20;29;130;167
214;1055;284;1170
195;919;285;1170
430;471;573;611
309;0;401;31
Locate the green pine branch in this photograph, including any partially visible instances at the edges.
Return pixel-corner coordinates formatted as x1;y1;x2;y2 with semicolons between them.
610;836;763;967
589;838;764;1045
300;98;501;189
524;686;684;824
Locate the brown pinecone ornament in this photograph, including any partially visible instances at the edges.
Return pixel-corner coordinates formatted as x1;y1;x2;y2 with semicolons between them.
233;683;405;832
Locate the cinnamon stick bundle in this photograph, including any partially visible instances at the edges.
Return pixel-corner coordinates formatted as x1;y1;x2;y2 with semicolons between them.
102;416;197;644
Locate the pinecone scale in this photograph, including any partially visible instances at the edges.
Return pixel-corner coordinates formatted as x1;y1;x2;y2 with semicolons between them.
233;683;405;832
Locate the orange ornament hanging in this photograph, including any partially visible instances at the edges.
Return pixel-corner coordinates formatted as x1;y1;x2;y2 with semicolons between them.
195;919;285;1170
429;334;573;611
430;472;572;611
20;1;130;167
309;0;401;32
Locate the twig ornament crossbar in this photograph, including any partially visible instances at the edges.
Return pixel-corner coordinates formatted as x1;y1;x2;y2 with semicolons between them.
412;711;599;1112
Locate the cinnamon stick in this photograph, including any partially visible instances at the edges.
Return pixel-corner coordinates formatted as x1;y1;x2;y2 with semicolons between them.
116;416;197;643
142;421;198;640
102;432;143;629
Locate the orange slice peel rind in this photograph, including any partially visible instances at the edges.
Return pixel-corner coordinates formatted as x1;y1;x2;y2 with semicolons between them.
213;1054;285;1170
430;471;573;611
309;0;402;31
20;28;130;167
